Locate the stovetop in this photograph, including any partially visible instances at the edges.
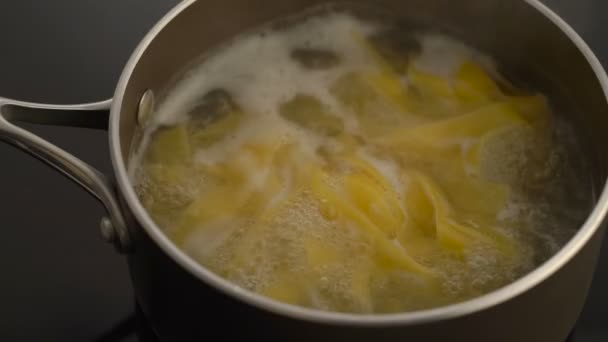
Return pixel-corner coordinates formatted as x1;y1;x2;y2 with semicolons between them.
0;1;606;341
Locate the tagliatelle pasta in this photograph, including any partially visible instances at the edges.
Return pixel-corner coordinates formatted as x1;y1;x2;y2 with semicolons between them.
131;11;587;314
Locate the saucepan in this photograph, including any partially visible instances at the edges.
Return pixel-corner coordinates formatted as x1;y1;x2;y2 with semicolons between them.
1;0;607;341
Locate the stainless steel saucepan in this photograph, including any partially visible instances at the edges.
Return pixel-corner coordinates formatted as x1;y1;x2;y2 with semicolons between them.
1;1;607;341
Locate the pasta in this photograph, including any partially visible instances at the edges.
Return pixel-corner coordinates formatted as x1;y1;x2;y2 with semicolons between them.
132;11;585;313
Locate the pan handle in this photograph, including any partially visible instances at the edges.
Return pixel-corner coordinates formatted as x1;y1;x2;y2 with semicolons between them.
0;97;131;252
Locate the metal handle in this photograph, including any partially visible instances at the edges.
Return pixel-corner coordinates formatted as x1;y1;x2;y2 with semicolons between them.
0;97;131;252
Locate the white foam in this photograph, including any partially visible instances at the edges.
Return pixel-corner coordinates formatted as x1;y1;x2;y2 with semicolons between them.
151;13;378;127
413;33;496;78
126;13;385;176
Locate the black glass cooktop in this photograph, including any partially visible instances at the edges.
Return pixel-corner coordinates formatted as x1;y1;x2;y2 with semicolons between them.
0;1;606;341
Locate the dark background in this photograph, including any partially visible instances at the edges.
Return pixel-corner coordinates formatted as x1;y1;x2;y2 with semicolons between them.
0;1;606;341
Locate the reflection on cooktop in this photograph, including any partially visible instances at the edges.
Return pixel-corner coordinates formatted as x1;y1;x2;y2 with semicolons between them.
93;303;582;342
93;304;158;342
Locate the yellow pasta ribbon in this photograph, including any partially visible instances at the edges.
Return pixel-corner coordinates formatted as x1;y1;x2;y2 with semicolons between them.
310;167;434;277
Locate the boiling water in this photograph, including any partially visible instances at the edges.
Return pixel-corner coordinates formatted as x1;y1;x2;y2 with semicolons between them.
130;10;591;314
